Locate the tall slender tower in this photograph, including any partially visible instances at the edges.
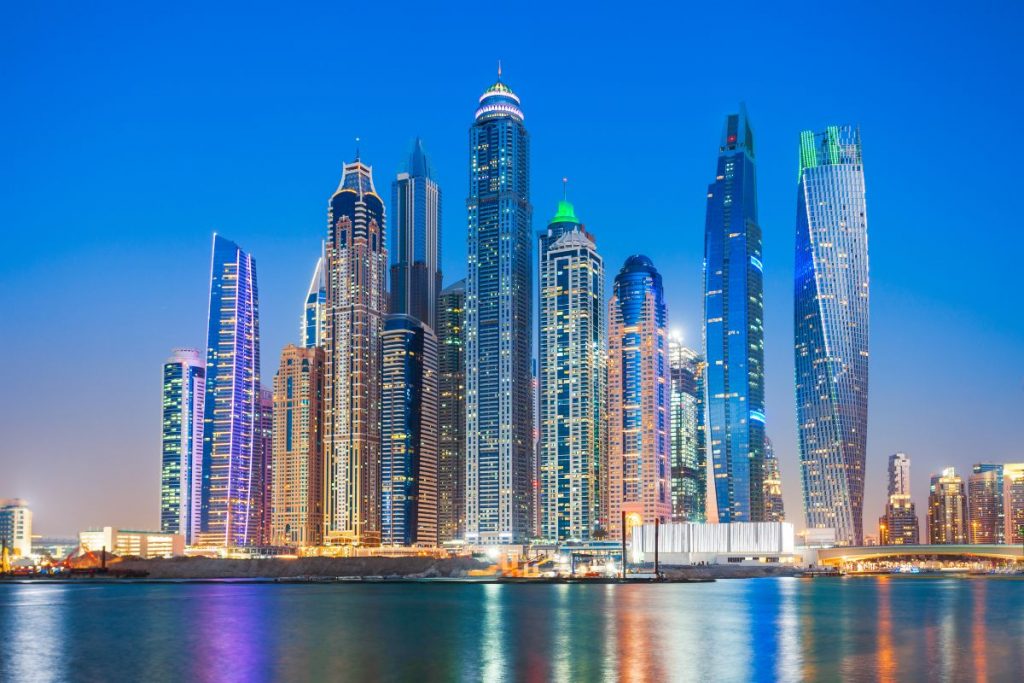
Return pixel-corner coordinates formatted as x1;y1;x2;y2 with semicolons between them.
762;436;785;522
795;125;870;546
969;463;1005;544
199;235;261;548
703;105;766;524
325;158;387;546
391;138;442;330
607;255;671;539
668;336;705;523
928;468;967;544
381;315;439;546
161;348;205;544
538;199;606;541
879;452;918;545
465;70;533;544
302;250;326;348
436;280;466;543
271;344;325;547
250;387;273;546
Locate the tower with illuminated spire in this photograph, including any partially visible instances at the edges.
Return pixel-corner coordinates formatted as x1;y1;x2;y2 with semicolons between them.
465;67;533;544
391;138;441;330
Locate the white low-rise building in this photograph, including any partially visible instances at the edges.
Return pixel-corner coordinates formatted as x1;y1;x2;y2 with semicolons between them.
0;499;32;557
631;521;801;565
79;527;184;558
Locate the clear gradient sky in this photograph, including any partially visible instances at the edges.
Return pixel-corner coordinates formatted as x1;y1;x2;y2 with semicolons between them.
2;1;1022;537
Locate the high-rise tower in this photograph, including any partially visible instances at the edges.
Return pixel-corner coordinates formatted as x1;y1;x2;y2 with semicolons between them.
879;451;919;545
762;436;785;522
199;235;261;548
391;138;442;330
325;158;387;546
302;250;326;348
795;125;870;546
465;71;533;544
969;463;1005;544
928;468;967;544
160;348;205;544
703;106;766;524
436;280;466;543
537;199;606;541
608;255;671;539
668;336;705;523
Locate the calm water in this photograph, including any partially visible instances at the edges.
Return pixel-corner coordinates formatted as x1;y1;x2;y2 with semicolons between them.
2;577;1023;682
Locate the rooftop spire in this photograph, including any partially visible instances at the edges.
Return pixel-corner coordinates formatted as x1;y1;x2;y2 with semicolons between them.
355;136;361;162
497;59;502;80
562;176;568;201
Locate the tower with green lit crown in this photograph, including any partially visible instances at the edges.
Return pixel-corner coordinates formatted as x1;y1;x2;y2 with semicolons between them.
538;195;606;541
465;68;533;543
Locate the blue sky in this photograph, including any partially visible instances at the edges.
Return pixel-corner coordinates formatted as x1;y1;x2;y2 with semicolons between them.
2;1;1021;536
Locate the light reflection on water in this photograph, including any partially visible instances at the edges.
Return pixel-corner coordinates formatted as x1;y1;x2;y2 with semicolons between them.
1;577;1023;682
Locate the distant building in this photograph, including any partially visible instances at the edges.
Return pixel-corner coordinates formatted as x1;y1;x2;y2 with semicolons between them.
301;251;326;348
79;527;184;558
199;235;261;548
325;158;387;546
381;315;439;546
538;200;606;541
762;437;785;522
880;452;919;545
161;348;205;544
668;336;705;523
271;345;325;547
1005;463;1024;544
608;255;671;539
251;387;273;546
928;468;968;544
795;126;870;546
436;280;466;544
0;499;32;557
969;464;1005;544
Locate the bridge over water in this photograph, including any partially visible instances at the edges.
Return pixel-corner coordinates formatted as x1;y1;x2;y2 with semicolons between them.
817;544;1024;565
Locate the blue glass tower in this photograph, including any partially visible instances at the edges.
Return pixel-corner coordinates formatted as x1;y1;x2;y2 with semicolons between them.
795;125;869;546
200;234;261;547
161;348;205;544
302;249;326;348
391;138;441;330
703;106;766;522
465;70;533;544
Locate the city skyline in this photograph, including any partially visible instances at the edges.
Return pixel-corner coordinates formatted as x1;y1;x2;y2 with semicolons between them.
3;4;1022;536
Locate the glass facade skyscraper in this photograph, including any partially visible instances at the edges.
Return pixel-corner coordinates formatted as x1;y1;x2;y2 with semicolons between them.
879;451;919;545
762;436;785;522
795;125;870;546
325;158;387;546
703;106;766;524
608;255;671;539
251;386;273;547
465;73;533;544
668;336;705;523
537;201;605;541
436;280;466;543
199;235;261;548
391;138;441;330
381;315;439;546
928;468;967;544
969;463;1005;544
161;348;205;544
302;251;326;348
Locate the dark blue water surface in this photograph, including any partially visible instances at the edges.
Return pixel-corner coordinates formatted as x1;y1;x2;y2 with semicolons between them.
2;577;1023;682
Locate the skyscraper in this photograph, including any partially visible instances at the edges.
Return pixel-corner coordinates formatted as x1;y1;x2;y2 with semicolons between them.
608;255;671;539
668;335;705;523
762;436;785;522
1004;464;1024;544
160;348;205;544
381;315;439;546
325;158;387;546
928;468;968;544
969;463;1005;544
537;200;606;541
271;344;325;547
703;106;766;524
391;138;442;330
251;387;273;546
465;71;533;544
199;235;261;548
436;280;466;544
879;452;919;545
795;125;870;546
0;499;32;558
302;251;326;348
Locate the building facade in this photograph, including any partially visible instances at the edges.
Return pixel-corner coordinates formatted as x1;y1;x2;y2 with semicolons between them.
160;348;205;543
250;387;273;547
607;255;672;540
879;451;919;545
888;452;911;497
199;235;261;548
537;200;606;541
436;280;466;543
465;73;533;544
324;158;387;546
928;468;968;544
668;336;705;523
271;345;325;547
969;463;1005;544
0;499;32;557
762;436;785;522
391;138;442;331
703;106;766;525
381;315;439;546
302;252;326;348
1005;463;1024;544
794;125;870;546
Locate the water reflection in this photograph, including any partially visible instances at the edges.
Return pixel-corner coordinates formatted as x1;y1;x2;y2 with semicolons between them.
3;578;1024;681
